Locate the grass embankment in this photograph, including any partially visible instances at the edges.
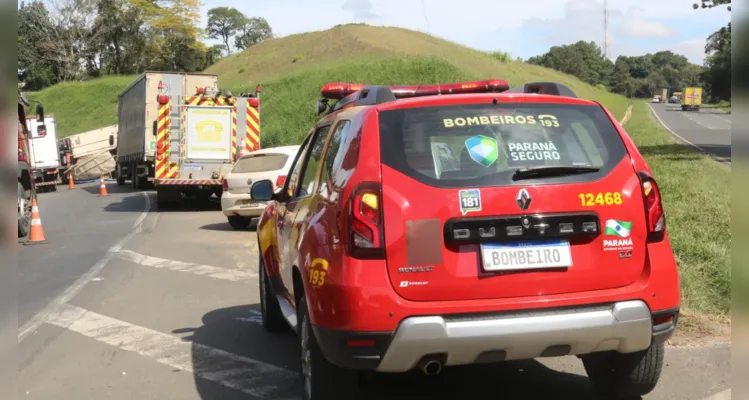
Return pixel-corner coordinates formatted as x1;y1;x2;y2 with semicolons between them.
26;75;136;138
630;101;730;315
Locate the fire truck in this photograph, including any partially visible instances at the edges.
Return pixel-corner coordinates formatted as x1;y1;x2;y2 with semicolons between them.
116;72;262;208
17;71;46;238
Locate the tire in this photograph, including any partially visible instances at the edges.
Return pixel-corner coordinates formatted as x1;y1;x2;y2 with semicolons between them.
582;343;664;398
227;216;251;230
17;183;31;238
258;256;288;333
50;184;57;192
297;295;360;400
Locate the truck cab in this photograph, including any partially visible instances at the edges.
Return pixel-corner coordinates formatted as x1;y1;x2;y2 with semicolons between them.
26;115;61;192
17;75;45;237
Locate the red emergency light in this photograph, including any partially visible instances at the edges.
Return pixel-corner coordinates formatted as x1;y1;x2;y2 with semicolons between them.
320;79;510;100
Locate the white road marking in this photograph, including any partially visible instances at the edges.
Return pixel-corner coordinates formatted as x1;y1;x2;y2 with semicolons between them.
46;303;298;400
704;388;731;400
682;113;717;130
708;113;731;123
18;192;151;342
114;250;257;281
647;104;730;166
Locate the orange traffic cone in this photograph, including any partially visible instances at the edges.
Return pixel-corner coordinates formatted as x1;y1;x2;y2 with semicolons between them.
24;198;46;245
98;176;109;197
68;171;75;190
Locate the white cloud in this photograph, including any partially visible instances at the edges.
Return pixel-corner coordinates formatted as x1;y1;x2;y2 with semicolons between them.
342;0;381;20
618;7;676;38
671;38;708;65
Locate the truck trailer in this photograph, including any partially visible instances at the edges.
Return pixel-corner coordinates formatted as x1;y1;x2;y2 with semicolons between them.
681;87;702;111
25;115;61;192
116;71;262;207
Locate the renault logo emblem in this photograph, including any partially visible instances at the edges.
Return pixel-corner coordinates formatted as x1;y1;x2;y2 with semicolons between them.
516;188;532;210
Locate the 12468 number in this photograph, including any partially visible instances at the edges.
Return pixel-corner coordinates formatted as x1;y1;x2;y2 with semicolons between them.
578;192;623;206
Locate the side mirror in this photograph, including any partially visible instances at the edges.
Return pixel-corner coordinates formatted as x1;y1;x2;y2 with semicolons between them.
316;99;328;115
35;103;45;121
109;135;115;146
250;179;274;201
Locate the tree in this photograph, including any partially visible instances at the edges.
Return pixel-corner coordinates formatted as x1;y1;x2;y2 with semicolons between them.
235;16;273;50
526;41;613;87
703;22;731;101
206;7;246;55
693;0;730;11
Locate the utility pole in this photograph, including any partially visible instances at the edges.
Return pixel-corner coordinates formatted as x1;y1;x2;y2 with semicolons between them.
603;0;609;59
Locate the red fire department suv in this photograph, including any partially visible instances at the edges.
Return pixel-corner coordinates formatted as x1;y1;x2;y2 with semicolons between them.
250;80;681;400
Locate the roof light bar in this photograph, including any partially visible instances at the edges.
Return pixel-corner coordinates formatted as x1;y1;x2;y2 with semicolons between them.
505;82;578;98
320;79;510;100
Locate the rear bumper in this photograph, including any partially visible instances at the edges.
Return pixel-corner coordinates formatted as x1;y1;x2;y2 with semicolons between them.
314;301;679;373
220;192;267;217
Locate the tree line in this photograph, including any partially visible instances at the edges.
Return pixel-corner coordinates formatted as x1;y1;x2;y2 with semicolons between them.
526;0;731;103
17;1;273;91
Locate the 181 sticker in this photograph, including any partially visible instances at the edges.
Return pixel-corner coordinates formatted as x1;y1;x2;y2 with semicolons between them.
578;192;623;207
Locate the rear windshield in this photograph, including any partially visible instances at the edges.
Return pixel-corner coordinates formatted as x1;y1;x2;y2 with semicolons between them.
231;153;289;173
379;103;626;187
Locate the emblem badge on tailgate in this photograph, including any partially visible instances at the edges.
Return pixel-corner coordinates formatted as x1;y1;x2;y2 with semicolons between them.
516;188;532;210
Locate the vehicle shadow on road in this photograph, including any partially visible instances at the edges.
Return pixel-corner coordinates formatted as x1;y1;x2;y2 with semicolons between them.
179;305;637;400
200;219;259;232
638;143;731;163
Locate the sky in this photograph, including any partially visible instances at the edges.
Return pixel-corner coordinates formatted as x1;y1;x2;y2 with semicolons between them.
199;0;732;65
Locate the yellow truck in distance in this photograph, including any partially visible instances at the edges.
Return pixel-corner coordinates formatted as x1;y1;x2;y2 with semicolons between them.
681;87;702;111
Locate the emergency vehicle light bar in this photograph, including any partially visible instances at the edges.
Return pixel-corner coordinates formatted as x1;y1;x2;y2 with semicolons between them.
320;79;511;100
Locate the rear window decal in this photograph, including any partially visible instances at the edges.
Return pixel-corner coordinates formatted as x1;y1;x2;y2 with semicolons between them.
443;114;561;129
465;135;499;167
507;141;561;162
458;189;482;215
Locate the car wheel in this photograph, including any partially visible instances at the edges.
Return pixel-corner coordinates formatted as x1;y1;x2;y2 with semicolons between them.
17;183;31;238
227;216;251;230
259;256;288;333
582;342;664;398
297;295;359;400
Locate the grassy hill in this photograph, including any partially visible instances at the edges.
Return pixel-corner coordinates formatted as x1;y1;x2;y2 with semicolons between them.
24;24;730;317
28;24;630;141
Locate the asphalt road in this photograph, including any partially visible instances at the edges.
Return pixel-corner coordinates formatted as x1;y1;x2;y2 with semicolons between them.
18;182;731;400
648;103;731;163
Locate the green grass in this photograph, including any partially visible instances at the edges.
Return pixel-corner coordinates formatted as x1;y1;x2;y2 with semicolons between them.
26;75;137;138
629;102;731;314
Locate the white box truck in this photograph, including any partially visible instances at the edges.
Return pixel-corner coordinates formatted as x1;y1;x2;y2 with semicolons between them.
116;71;262;207
25;115;61;192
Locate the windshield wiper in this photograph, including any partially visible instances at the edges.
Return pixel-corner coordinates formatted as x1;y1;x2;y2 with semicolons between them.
511;165;600;181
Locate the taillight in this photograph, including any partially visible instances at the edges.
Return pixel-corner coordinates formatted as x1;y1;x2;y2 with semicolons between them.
348;182;385;259
275;175;286;189
637;171;665;242
222;178;229;191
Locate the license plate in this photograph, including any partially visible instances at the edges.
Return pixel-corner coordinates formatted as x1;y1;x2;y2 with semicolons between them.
239;200;260;208
480;239;572;271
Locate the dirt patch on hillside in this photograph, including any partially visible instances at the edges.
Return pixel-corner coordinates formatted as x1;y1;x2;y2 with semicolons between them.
667;310;731;348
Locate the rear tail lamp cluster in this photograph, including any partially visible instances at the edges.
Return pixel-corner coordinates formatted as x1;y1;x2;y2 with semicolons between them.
275;175;286;189
348;183;385;259
222;178;229;191
637;171;665;242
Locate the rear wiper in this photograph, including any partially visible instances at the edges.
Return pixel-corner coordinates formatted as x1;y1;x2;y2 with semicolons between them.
511;165;600;181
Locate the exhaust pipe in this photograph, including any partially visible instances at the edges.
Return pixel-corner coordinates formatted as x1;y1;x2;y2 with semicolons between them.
420;359;442;376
